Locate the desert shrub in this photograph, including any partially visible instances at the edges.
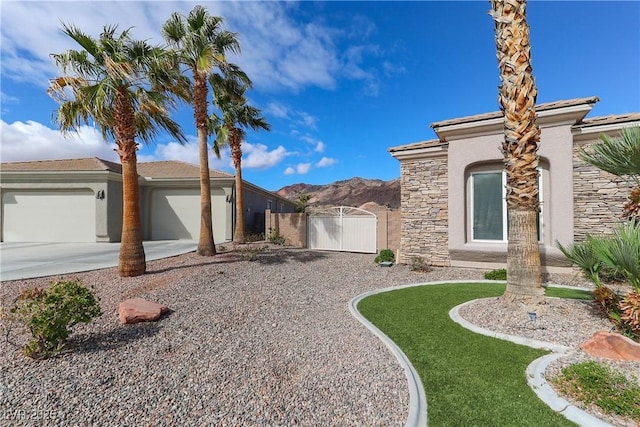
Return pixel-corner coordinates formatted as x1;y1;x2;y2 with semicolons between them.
244;231;265;243
374;249;395;264
268;227;286;245
9;280;102;359
620;290;640;335
484;268;507;281
553;361;640;422
409;256;432;272
593;286;621;315
589;221;640;290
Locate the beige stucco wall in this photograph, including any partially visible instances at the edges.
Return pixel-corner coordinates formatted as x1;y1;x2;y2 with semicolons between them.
265;210;307;247
447;124;576;271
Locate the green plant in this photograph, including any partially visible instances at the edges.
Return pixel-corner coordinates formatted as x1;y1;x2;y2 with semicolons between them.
553;361;640;422
556;238;603;287
484;268;507;281
295;194;310;213
10;280;102;359
244;231;265;243
267;227;286;245
409;256;432;272
589;221;640;290
374;249;395;264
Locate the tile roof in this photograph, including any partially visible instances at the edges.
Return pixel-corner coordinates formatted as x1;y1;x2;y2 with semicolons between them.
0;157;122;173
431;96;600;129
388;139;446;153
137;161;233;179
0;157;233;179
575;113;640;128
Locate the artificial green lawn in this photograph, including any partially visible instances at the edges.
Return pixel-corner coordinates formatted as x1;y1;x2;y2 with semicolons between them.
357;283;584;427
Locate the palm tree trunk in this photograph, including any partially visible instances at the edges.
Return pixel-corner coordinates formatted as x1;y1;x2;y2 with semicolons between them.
114;89;146;277
194;72;216;256
491;0;544;304
231;127;245;243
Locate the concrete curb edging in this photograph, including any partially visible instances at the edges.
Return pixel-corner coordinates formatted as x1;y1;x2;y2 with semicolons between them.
349;291;428;427
450;294;614;427
349;280;504;427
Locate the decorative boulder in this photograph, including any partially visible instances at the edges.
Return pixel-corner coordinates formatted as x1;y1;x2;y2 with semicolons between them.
118;298;169;325
580;331;640;362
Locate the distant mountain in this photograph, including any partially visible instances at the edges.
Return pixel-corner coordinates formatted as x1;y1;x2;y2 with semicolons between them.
277;177;400;209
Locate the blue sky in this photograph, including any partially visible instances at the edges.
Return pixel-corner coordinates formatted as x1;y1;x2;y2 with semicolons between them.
1;1;639;191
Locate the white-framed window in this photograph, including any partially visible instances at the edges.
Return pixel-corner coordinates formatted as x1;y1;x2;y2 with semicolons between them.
470;169;544;242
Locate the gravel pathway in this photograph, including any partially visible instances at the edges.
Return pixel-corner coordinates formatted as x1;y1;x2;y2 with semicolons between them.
1;245;484;426
1;245;637;426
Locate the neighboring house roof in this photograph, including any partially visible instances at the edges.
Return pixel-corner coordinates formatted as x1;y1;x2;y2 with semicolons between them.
0;157;122;173
430;96;600;129
137;160;233;179
0;157;231;179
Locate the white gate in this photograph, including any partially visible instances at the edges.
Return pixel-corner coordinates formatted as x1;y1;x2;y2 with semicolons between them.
307;206;377;253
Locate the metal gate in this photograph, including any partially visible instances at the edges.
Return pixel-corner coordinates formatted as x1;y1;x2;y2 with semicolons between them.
307;206;377;253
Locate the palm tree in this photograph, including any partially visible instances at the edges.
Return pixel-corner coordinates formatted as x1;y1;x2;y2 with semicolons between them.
48;24;187;277
162;5;241;256
579;126;640;221
490;0;544;304
210;73;270;243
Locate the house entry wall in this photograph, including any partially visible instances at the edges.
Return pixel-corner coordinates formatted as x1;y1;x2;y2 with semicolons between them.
307;206;377;253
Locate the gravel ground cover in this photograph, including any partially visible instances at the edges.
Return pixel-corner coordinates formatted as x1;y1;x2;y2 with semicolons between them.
1;244;637;426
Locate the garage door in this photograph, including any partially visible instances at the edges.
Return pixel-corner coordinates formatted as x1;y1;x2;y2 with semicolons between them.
2;190;95;242
308;206;377;253
150;188;227;242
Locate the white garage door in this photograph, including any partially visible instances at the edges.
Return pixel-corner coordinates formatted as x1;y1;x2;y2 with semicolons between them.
2;190;95;242
150;188;227;242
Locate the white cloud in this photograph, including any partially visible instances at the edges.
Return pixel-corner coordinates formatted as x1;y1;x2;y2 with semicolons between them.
315;141;325;153
264;102;290;119
0;119;119;163
317;157;336;167
242;142;288;169
140;140;232;172
296;163;311;174
284;166;295;175
1;2;382;94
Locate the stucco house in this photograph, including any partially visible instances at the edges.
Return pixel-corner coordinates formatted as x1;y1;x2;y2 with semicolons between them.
389;96;640;273
0;158;295;243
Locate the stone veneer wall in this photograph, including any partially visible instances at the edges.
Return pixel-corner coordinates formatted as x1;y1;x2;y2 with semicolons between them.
399;156;450;266
572;142;630;241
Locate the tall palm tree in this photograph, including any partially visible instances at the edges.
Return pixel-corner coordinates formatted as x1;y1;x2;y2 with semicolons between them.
490;0;544;304
579;126;640;221
162;5;241;256
49;24;188;277
210;73;270;243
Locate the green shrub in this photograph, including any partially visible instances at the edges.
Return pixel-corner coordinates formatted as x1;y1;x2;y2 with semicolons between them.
10;280;102;359
553;361;640;422
557;237;603;287
268;227;286;245
374;249;395;264
484;268;507;281
409;256;432;272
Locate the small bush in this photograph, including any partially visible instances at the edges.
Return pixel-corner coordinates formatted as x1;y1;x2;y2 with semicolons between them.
410;256;432;272
245;231;265;243
553;361;640;422
268;227;286;245
620;290;640;335
374;249;395;264
593;286;621;315
484;269;507;281
9;280;102;359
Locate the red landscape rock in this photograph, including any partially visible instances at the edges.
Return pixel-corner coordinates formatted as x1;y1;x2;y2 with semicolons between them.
118;298;169;325
580;331;640;362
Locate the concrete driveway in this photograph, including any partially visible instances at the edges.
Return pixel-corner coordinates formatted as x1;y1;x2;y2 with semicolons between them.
0;240;197;281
